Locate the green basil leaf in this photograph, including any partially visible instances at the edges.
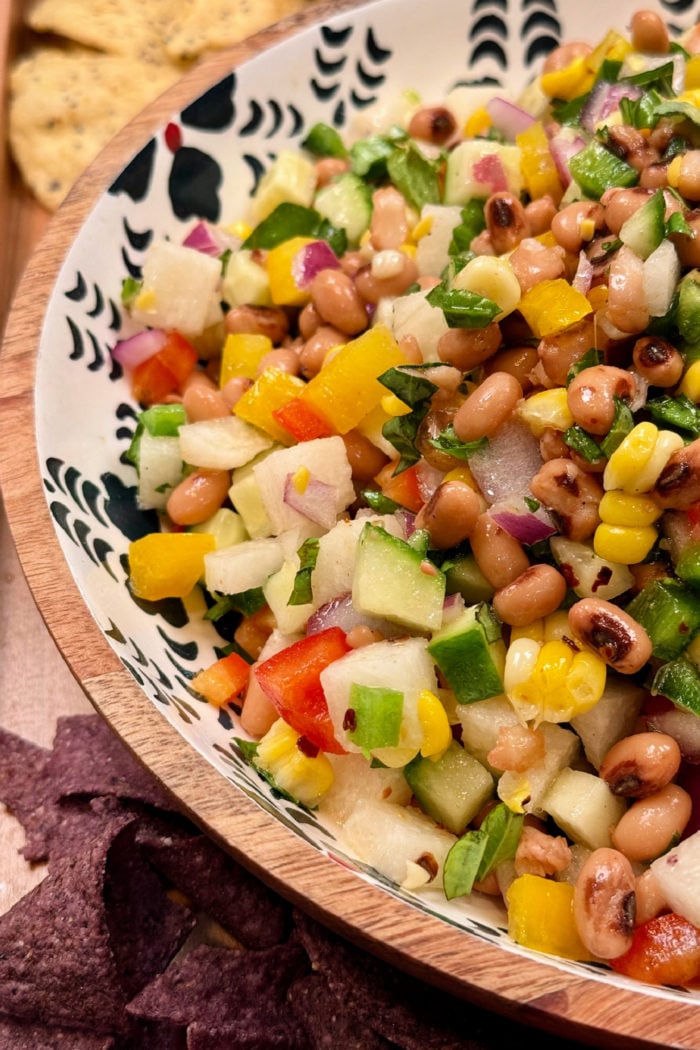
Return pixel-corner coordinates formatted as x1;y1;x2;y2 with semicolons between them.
443;803;523;899
387;142;441;211
288;538;320;606
599;396;634;458
204;588;266;621
646;393;700;437
360;489;403;513
426;284;501;328
301;122;348;158
566;347;604;385
242;202;345;253
563;425;605;464
429;424;487;461
449;199;486;256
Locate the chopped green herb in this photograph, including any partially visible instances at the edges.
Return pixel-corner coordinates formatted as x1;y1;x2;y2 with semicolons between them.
443;803;523;899
242;202;346;255
121;276;142;308
566;347;603;384
301;122;348;158
426;283;501;329
429;424;488;461
563;425;605;464
288;538;320;606
204;588;267;621
599;397;634;458
646;393;700;437
386;142;441;211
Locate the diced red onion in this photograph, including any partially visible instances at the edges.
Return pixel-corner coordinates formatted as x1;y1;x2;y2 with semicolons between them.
306;592;405;638
182;220;234;256
580;80;642;135
491;509;556;545
283;472;339;530
111;328;168;370
291;240;341;290
472;153;508;193
646;709;700;764
485;96;535;139
548;129;586;187
572;250;594;294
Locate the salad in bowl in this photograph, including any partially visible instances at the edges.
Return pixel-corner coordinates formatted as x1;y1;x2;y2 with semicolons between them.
111;3;700;986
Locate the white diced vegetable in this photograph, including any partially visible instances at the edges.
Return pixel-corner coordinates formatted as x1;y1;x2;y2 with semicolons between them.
389;289;449;361
571;677;647;770
550;536;634;601
542;767;627;850
252;436;355;538
136;430;183;511
229;452;276;538
263;558;313;635
221;249;272;307
311;513;403;610
651;831;700;927
320;753;412;824
178;416;273;470
457;695;520;767
444;141;523;205
204;537;284;595
320;636;437;758
415;204;463;277
130;240;223;336
337;797;457;890
497;723;580;817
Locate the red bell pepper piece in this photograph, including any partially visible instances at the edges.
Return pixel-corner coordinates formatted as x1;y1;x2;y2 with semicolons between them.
610;912;700;985
272;397;336;442
131;331;198;405
375;459;424;513
254;627;350;754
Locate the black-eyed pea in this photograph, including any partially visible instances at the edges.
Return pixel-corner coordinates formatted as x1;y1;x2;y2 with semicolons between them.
567;597;652;675
452;371;522;443
492;564;567;627
573;847;636;959
631;8;670;52
407;105;458;144
600;187;655;234
341;430;389;483
298;325;348;379
483;344;539;393
508;237;566;293
470;513;531;589
224;304;290;343
606;246;650;334
599;732;682;799
413;480;481;549
567;364;637;435
354;252;419;303
436;323;501;371
529;457;604;542
523;194;558;236
611;784;692;863
167;468;231;526
370;185;411;250
632;335;685;387
669;150;700;202
484;192;530;254
550;201;605;254
257;348;300;377
653;437;700;509
221;376;252;409
181;382;230;421
310;269;368;335
315;156;349;187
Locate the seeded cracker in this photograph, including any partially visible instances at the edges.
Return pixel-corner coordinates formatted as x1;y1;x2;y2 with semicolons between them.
163;0;309;62
8;46;182;210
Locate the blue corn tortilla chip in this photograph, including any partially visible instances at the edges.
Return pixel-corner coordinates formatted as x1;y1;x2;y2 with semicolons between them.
185;1018;309;1049
140;828;291;948
0;1015;117;1048
0;810;134;1033
126;940;309;1029
48;715;181;812
0;726;60;862
287;973;394;1049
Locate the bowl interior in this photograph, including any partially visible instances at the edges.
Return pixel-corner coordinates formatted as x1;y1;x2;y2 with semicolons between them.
18;0;700;1038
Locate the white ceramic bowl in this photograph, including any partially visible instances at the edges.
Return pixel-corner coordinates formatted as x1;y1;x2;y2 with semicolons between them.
4;1;700;1045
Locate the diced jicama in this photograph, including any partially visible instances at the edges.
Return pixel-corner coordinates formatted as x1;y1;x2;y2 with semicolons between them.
252;436;354;538
320;636;438;761
178;416;273;470
497;723;580;817
337;797;457;890
444;141;523;205
136;430;183;510
550;536;634;602
388;289;449;360
204;537;284;595
644;239;681;317
571;677;647;769
651;831;700;927
320;753;412;823
414;204;463;277
542;767;627;850
129;240;223;336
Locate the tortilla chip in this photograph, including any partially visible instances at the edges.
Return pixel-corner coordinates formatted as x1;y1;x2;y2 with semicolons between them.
287;973;395;1049
48;714;181;812
8;46;182;210
126;941;309;1028
163;0;308;62
26;0;187;65
0;1017;117;1049
186;1019;308;1049
0;811;133;1033
141;829;292;949
0;727;57;861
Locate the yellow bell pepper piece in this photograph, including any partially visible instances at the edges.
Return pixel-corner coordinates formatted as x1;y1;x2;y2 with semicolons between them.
585;29;633;74
220;333;273;384
266;236;317;306
299;324;407;434
685;56;700;90
516;121;564;203
517;387;574;437
234;367;306;445
128;532;216;601
464;106;492;137
517;279;592;339
540;55;595;101
507;874;592;961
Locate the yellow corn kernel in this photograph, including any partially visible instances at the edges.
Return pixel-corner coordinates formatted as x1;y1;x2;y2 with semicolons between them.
517;387;574;437
227;219;253;240
451;256;521;319
503;637;541;723
633;429;684;493
598;490;662;527
464;106;492;137
381;393;412;417
499;777;532;815
540;56;595;101
417;690;452;760
678;360;700;402
442;464;479;488
543;609;570;641
411;214;434;241
509;619;545;644
399;242;417;259
679;88;700;109
255;719;335;809
509;639;606;724
667;153;683;190
507;874;592;961
535;230;558;247
134;288;157;311
603;421;658;492
291;465;310;493
579;216;596;240
587;285;608;309
593;522;658;564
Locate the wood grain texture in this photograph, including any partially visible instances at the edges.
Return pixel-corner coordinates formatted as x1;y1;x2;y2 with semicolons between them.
2;3;700;1046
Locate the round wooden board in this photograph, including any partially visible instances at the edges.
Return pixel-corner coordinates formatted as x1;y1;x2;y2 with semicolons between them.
2;3;700;1046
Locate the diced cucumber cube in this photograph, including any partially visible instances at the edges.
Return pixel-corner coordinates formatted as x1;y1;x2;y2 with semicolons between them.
313;172;373;247
405;741;494;835
625;578;700;660
428;603;505;704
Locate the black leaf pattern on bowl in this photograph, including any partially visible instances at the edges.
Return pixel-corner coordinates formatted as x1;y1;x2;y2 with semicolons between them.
168;146;223;222
65;273;86;301
239;98;265;135
181;74;236;130
110;139;158;202
124;218;153;254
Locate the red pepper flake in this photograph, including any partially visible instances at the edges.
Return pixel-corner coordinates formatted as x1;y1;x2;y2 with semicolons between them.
342;709;357;733
296;735;319;758
592;565;613;592
415;852;439;882
165;122;182;152
419;560;438;576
